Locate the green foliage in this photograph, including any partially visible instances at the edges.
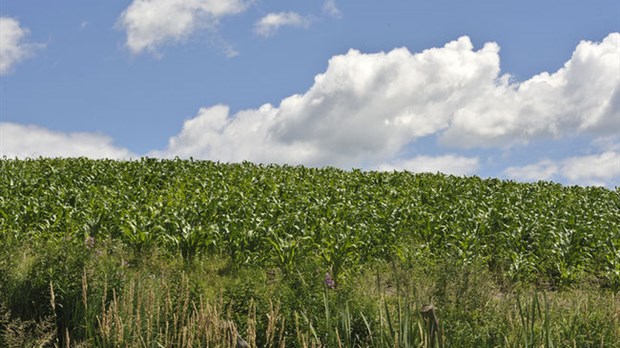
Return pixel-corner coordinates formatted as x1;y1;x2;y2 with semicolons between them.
1;158;617;288
0;239;617;347
0;158;618;346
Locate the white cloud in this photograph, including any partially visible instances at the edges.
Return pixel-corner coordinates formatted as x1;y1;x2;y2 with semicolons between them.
255;12;310;37
323;0;341;18
504;160;558;182
0;17;42;74
504;151;620;186
118;0;249;54
441;33;620;147
153;37;502;167
376;155;479;176
153;33;619;173
148;104;316;164
562;151;620;182
0;123;134;159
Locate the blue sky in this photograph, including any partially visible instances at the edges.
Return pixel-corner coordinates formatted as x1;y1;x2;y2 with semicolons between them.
1;0;619;187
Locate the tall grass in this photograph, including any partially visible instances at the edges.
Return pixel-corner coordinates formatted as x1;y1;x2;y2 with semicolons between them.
0;243;620;348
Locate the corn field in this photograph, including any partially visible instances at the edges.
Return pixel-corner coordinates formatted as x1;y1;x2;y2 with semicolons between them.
0;158;618;347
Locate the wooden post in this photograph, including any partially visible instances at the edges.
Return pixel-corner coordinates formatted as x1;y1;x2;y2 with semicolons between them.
236;333;250;348
421;304;440;347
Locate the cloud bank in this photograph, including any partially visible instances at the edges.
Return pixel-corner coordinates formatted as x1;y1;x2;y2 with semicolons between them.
4;33;618;186
505;151;620;186
118;0;249;54
0;123;134;159
152;33;619;180
0;17;42;74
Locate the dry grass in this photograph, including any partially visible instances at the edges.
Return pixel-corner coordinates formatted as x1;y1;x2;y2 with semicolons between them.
1;257;617;347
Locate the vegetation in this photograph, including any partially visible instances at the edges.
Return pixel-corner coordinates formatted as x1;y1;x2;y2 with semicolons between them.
0;158;618;347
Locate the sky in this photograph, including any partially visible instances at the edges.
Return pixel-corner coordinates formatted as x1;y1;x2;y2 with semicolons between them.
1;0;619;187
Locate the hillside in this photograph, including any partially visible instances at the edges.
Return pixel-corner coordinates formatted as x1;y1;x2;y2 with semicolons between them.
1;158;618;347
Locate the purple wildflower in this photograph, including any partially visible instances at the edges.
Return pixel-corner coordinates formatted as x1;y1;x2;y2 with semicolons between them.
85;236;95;249
325;272;336;289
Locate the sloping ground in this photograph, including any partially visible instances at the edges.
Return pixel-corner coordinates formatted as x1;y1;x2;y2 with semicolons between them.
0;158;618;346
2;158;618;286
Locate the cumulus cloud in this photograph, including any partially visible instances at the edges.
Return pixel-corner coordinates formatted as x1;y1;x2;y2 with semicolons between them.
0;17;42;74
117;0;248;54
148;104;315;164
153;37;502;167
255;12;310;37
153;33;619;173
376;155;479;176
0;123;134;159
441;33;620;147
